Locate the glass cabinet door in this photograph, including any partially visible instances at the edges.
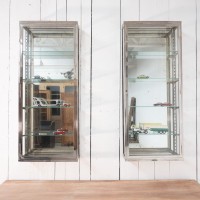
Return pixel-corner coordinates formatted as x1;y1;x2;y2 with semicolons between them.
19;21;79;161
123;21;182;160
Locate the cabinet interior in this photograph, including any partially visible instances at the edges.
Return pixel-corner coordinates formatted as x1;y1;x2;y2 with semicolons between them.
123;22;182;160
19;22;79;162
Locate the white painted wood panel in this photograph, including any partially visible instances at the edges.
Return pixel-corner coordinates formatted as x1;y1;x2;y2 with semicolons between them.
2;0;200;182
56;0;66;21
197;0;200;184
41;0;56;21
65;162;80;180
79;0;91;180
155;161;170;180
0;0;9;184
33;0;57;180
8;0;43;180
120;0;139;180
60;0;82;180
91;0;120;180
67;0;81;22
140;0;169;21
121;0;139;21
53;0;67;180
140;0;170;180
55;163;66;180
139;162;155;180
169;0;196;180
132;0;170;180
31;163;55;180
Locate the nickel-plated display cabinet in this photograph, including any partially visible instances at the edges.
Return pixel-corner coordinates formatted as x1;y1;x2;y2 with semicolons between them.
122;21;182;160
19;21;79;161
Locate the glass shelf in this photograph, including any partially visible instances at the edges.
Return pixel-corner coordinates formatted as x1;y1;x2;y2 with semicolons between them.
129;105;179;109
128;50;178;59
19;21;79;162
128;131;180;136
128;78;179;83
22;51;74;59
123;21;182;160
23;106;74;109
23;79;76;84
22;132;74;136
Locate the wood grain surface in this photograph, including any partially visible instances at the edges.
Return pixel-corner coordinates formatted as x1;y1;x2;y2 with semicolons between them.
0;180;200;200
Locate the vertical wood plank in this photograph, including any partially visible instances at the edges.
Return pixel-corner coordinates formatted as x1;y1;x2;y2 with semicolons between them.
55;163;66;180
120;0;139;180
140;0;169;20
67;0;81;22
79;0;91;180
56;0;66;21
197;0;200;184
121;0;139;21
30;163;55;180
0;0;9;184
41;0;56;21
53;0;67;180
139;0;170;180
155;161;170;180
91;0;120;180
62;0;82;180
8;0;56;180
169;0;196;180
121;0;170;181
65;162;80;180
139;162;155;180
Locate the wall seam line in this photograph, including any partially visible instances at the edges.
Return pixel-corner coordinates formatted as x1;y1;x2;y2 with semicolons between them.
119;0;121;181
196;0;198;182
139;0;140;21
79;0;82;181
56;0;57;21
66;0;67;21
8;0;11;181
40;0;41;21
90;0;93;181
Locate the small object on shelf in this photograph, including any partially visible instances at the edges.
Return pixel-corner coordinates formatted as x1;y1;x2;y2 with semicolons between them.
153;102;163;106
137;74;149;79
19;21;79;162
123;21;182;160
61;69;74;79
33;97;48;107
33;97;71;107
54;128;68;135
32;75;46;82
153;102;172;106
49;99;64;106
149;127;168;134
161;102;172;106
63;102;71;107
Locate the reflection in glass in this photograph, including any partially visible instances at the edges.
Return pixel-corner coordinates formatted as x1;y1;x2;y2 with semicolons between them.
19;22;79;161
123;22;182;160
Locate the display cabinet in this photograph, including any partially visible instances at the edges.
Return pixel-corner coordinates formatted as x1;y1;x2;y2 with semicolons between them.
19;21;79;161
122;21;182;160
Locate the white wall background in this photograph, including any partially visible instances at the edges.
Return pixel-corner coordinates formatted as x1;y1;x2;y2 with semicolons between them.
0;0;200;183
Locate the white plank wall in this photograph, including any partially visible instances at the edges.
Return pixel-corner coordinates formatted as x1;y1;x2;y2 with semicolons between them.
197;0;200;183
91;0;120;180
0;0;200;183
169;0;196;180
79;0;91;180
120;0;140;180
140;0;170;180
0;0;9;184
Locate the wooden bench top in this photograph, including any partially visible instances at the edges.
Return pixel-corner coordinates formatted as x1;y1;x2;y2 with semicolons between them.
0;180;200;200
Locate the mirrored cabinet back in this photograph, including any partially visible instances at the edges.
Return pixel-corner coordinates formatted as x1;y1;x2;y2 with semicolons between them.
122;21;182;160
19;21;79;162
